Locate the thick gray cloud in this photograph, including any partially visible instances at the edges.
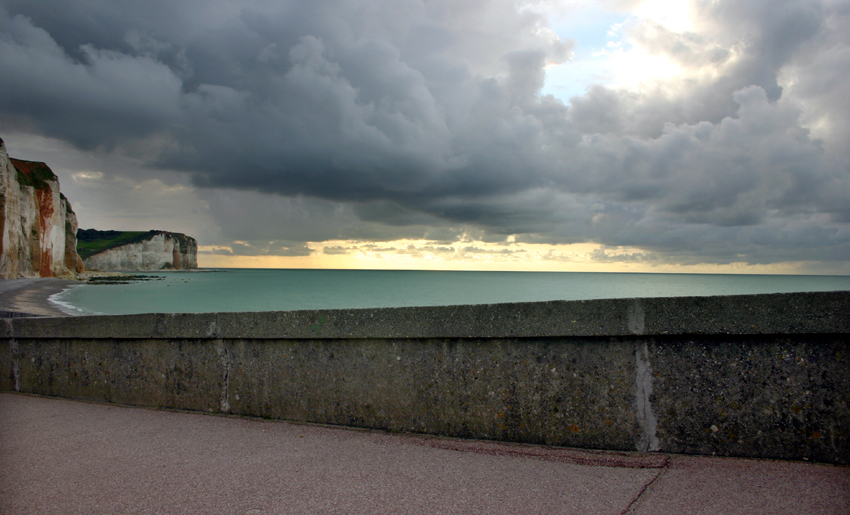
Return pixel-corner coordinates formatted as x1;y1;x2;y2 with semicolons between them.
0;0;848;268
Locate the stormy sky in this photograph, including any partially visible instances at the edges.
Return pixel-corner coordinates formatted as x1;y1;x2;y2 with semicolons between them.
1;0;848;273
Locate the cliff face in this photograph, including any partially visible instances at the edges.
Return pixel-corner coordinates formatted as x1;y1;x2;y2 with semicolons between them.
0;138;84;278
81;230;198;271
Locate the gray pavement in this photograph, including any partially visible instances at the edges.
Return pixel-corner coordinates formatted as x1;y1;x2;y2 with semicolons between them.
1;393;848;515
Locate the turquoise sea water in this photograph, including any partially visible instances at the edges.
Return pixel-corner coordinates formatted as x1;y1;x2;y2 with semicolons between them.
50;269;850;316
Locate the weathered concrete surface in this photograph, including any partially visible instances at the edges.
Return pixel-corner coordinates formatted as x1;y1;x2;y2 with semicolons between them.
225;337;637;450
2;394;849;515
648;335;850;464
1;291;849;464
0;338;12;392
13;338;224;413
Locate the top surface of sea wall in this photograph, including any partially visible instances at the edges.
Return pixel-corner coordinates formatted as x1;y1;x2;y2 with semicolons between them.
4;291;848;339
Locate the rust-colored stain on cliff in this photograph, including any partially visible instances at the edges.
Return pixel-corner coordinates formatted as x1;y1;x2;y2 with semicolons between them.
2;147;85;279
10;158;40;177
12;158;63;276
10;158;56;183
36;187;55;277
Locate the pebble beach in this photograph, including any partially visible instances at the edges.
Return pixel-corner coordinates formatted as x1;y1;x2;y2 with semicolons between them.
0;278;80;317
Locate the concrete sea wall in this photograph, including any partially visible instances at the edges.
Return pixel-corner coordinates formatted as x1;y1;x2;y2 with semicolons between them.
2;291;848;464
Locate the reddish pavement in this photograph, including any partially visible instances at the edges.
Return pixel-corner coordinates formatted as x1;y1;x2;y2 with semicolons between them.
1;393;848;515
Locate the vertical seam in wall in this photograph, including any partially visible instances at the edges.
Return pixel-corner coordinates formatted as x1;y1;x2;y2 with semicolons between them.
210;315;230;413
635;341;661;452
216;339;231;413
628;299;645;335
630;299;660;452
10;337;20;392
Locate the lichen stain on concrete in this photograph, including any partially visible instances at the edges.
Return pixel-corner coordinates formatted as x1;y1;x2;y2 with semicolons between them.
310;316;328;335
206;319;221;338
635;341;661;452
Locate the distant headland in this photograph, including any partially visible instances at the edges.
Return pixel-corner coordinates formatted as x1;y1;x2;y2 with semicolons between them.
77;229;198;271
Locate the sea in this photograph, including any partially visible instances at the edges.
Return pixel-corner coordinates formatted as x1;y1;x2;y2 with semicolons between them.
49;269;850;316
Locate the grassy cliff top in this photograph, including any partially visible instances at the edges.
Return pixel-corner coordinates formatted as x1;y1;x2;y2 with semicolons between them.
10;158;58;190
76;229;166;260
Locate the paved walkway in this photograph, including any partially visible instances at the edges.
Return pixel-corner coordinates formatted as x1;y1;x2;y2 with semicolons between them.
1;393;848;514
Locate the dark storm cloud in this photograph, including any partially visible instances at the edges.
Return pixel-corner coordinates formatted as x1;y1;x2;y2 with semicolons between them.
1;0;848;266
229;241;313;257
322;246;350;255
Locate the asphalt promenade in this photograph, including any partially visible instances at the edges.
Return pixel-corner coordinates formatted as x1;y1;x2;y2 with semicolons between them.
1;393;848;514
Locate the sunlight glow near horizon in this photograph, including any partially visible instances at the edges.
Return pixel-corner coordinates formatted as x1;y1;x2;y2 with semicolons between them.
196;241;830;275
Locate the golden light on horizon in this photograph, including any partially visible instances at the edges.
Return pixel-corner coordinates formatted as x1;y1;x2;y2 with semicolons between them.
196;240;818;275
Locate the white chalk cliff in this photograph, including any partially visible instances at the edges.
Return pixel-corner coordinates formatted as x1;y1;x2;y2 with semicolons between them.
0;138;84;278
83;232;198;271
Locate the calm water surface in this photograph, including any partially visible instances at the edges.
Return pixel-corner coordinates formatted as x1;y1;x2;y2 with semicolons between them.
51;269;850;316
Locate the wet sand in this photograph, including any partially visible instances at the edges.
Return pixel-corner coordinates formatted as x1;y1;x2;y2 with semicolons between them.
0;278;81;317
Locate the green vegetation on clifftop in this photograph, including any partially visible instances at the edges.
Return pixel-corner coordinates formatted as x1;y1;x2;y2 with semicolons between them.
76;229;163;260
10;158;58;190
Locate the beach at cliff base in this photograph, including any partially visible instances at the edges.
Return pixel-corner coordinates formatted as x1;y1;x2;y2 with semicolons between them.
0;278;80;317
